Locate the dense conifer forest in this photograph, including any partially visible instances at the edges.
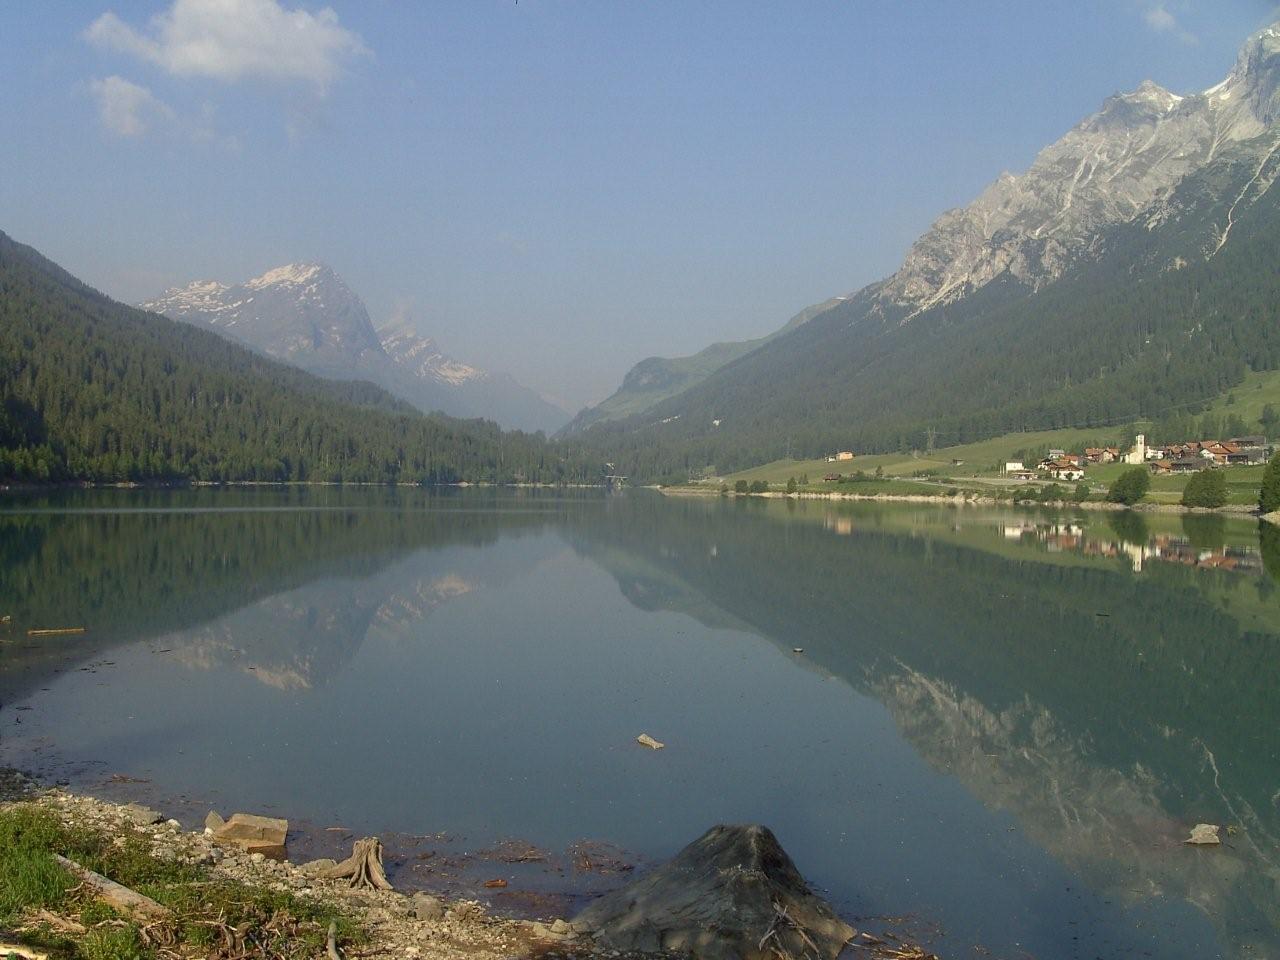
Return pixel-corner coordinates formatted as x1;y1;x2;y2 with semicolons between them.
0;232;596;485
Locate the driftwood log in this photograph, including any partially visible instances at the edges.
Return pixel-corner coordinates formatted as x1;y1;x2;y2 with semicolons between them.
320;838;393;890
52;855;170;920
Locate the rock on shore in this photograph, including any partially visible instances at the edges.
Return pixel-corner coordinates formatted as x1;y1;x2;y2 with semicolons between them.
574;824;855;960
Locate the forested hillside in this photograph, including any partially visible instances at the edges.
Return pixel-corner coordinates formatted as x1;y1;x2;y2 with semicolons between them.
0;232;592;485
575;139;1280;481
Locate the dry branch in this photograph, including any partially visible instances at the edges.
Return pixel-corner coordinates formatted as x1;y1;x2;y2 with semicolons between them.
52;854;170;920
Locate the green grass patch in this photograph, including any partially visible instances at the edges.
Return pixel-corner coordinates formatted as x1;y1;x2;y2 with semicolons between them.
1197;367;1280;427
0;805;359;960
729;426;1136;485
737;442;1264;506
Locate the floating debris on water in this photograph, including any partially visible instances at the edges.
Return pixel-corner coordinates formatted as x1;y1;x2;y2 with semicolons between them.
1184;823;1221;845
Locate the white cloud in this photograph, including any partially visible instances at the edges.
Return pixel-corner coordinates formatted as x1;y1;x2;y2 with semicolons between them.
89;75;240;150
1140;3;1197;43
89;75;175;136
1143;5;1177;31
86;0;367;92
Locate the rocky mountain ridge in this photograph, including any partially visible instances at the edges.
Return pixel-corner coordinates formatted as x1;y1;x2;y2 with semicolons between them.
378;321;482;387
873;22;1280;319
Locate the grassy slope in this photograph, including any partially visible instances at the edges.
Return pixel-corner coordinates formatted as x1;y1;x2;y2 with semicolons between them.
1196;366;1280;425
726;370;1280;504
729;426;1130;484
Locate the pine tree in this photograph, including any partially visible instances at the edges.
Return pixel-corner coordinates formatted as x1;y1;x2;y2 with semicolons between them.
1261;452;1280;514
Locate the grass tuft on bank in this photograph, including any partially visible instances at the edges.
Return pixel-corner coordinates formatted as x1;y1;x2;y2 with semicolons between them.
0;805;358;960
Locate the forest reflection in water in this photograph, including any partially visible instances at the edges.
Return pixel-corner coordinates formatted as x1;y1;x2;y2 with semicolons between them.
1;488;1276;960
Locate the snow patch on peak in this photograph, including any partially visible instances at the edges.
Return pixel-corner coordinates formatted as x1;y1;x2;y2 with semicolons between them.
183;279;229;295
379;322;485;386
246;263;326;289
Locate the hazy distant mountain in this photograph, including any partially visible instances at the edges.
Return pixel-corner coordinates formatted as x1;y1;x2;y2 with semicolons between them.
578;21;1280;477
377;320;570;432
560;297;845;435
143;264;570;433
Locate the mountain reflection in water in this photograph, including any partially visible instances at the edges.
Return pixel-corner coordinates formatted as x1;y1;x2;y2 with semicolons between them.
0;488;1276;960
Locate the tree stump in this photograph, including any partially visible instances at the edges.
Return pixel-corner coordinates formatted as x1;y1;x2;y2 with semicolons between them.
320;838;393;890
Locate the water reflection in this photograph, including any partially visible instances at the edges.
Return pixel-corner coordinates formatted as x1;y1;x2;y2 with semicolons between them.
566;498;1280;957
1000;514;1264;573
0;491;1276;959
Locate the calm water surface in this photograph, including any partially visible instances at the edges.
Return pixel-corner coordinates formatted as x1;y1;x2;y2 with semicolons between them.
1;488;1277;959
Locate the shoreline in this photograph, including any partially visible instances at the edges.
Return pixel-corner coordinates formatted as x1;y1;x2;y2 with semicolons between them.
659;484;1269;518
0;771;940;960
0;772;546;960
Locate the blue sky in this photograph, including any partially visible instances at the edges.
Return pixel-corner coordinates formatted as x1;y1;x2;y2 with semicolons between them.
2;1;1277;409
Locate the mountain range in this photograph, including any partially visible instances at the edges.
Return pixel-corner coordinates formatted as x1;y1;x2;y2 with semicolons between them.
570;21;1280;478
142;264;569;434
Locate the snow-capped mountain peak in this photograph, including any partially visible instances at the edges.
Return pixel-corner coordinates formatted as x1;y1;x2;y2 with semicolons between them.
143;261;382;362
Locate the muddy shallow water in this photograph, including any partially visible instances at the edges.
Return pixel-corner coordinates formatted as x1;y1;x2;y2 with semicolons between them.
2;487;1277;958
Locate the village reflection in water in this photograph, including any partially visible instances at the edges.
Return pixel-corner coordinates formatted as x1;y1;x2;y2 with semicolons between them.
999;519;1264;573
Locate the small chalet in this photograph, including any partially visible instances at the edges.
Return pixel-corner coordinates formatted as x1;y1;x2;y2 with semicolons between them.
1043;457;1085;481
1204;441;1230;462
1168;456;1207;474
1228;436;1270;463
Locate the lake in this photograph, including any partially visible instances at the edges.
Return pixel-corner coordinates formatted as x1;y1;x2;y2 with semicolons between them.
1;488;1277;959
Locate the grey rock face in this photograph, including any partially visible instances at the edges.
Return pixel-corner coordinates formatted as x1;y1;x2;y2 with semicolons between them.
875;21;1280;319
573;824;854;960
143;264;386;373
